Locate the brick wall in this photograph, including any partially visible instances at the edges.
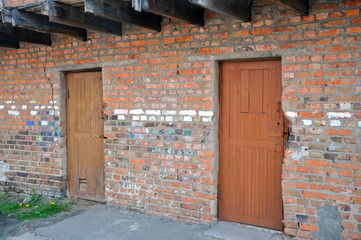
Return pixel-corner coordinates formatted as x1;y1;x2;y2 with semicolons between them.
0;0;361;238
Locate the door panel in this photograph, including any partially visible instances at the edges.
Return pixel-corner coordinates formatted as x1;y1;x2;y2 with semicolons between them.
67;71;105;202
219;60;284;230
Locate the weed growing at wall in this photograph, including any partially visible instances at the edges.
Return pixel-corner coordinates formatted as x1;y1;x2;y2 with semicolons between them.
0;190;74;220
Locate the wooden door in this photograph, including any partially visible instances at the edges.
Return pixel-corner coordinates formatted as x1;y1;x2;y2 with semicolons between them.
219;60;284;230
67;71;105;202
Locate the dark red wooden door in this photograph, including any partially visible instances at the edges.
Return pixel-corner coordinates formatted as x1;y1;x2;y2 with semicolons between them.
219;60;284;230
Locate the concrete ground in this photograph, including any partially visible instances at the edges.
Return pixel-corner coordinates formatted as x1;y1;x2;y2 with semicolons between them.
1;203;215;240
1;202;291;240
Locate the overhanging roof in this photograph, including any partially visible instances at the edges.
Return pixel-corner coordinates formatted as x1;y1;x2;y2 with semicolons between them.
0;0;309;49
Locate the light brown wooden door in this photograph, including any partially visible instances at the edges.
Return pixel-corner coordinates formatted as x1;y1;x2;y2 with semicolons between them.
67;71;105;202
219;60;284;230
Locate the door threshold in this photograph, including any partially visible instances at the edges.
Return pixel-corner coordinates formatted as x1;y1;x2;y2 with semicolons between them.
204;221;291;240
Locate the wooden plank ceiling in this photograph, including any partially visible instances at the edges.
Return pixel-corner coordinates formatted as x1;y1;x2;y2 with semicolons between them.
0;0;309;48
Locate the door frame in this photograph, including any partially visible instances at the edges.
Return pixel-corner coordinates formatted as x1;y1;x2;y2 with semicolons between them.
217;58;284;230
43;61;136;199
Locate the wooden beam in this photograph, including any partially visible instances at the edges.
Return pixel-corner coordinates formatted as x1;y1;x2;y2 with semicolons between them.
278;0;308;16
84;0;161;32
1;7;11;23
48;1;122;36
11;9;87;40
188;0;252;22
0;23;51;46
132;0;204;26
0;39;19;49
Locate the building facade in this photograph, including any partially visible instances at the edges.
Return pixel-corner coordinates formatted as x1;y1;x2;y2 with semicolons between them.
0;0;360;239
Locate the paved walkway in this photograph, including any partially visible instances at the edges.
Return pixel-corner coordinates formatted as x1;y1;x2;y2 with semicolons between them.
2;204;215;240
1;203;291;240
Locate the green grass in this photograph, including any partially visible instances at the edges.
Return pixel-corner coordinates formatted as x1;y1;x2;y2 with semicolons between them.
0;201;21;214
0;190;74;220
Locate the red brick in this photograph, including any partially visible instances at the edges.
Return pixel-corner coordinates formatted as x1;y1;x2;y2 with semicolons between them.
176;35;193;42
333;162;359;170
326;129;352;136
299;112;324;118
347;26;361;33
251;28;271;35
305;159;330;167
303;79;328;86
330;78;356;85
300;223;318;231
303;191;328;200
230;30;249;37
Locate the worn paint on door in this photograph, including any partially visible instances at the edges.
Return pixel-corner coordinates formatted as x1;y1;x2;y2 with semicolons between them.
219;60;284;230
67;71;105;202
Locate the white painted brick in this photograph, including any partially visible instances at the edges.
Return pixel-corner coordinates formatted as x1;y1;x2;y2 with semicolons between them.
8;110;19;116
35;106;39;110
11;105;16;109
115;109;128;115
330;120;341;127
339;103;351;110
30;111;37;116
145;110;161;116
130;109;144;115
0;105;4;109
22;105;27;110
302;120;312;126
165;116;173;122
40;106;45;109
149;116;156;121
326;112;352;118
132;121;142;127
179;110;197;116
133;116;140;120
183;116;192;122
49;110;59;115
41;121;48;126
202;117;212;122
141;116;147;121
358;121;361;128
285;111;297;118
30;100;36;104
162;110;176;116
118;115;125;120
5;101;13;104
160;116;165;121
199;111;214;117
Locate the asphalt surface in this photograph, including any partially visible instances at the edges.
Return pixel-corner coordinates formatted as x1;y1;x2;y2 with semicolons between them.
1;201;291;240
1;203;216;240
